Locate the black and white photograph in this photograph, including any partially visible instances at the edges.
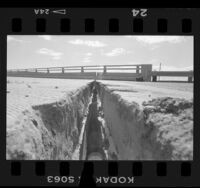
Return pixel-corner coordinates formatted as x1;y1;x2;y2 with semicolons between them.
6;35;193;160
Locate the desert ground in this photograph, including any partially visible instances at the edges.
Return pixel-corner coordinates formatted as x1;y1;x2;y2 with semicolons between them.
6;77;193;160
7;77;92;125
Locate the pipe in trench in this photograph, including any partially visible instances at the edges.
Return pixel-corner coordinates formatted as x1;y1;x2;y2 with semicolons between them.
81;81;107;160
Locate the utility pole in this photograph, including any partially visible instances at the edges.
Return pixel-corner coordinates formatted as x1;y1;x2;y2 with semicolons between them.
159;62;162;81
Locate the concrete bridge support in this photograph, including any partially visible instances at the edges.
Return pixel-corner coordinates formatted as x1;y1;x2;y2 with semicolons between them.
62;68;65;74
81;67;84;73
136;66;140;74
152;75;157;82
103;66;107;74
141;64;152;82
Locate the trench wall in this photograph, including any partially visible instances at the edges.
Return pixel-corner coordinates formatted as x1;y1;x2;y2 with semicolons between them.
6;83;93;160
96;82;193;160
97;83;147;160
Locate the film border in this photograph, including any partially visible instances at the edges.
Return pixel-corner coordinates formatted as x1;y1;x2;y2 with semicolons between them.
0;7;199;187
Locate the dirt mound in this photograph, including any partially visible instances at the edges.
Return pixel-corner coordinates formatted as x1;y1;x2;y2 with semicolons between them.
142;97;193;160
143;97;193;114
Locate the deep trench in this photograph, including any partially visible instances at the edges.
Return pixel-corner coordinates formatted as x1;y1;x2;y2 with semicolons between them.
80;81;107;160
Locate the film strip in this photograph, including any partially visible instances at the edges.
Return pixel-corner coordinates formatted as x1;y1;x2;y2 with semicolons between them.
0;7;199;187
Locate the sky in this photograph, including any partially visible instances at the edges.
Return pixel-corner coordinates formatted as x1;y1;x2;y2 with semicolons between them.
7;35;193;71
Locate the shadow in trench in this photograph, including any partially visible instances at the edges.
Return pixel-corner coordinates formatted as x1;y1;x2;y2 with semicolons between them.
85;83;106;160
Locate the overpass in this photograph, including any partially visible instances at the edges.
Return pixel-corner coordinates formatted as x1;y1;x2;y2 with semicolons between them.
7;64;193;82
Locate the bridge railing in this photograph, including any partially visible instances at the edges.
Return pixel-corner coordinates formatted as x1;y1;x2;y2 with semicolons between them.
7;64;193;82
152;70;194;82
8;64;153;81
9;65;143;72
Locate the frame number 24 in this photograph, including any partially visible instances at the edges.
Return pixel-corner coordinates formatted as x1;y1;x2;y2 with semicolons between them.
132;9;148;17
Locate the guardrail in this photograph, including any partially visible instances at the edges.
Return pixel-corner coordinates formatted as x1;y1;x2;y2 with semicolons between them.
7;64;193;82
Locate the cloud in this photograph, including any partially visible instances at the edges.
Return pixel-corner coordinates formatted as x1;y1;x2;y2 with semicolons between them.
82;52;93;63
37;48;63;60
82;57;91;63
7;36;30;43
38;35;52;41
127;36;186;44
68;39;106;47
104;48;131;57
86;52;92;56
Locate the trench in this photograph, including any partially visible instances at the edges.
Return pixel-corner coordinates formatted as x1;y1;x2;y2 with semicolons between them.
80;81;107;160
6;81;193;160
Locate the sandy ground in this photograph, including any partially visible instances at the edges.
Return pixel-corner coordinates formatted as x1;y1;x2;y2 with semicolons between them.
7;77;192;128
7;77;193;160
98;80;193;107
7;77;93;160
7;77;92;125
7;78;193;118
